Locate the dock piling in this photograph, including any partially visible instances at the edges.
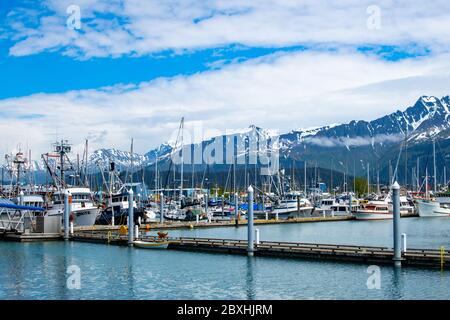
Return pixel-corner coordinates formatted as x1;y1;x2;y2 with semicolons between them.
247;185;254;256
128;188;134;246
64;190;71;241
392;182;402;267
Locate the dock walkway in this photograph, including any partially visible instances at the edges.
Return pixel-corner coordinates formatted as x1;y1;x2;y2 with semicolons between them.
70;232;449;269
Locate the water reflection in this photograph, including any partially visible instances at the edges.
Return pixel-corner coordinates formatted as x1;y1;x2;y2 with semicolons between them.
246;257;256;300
389;266;404;300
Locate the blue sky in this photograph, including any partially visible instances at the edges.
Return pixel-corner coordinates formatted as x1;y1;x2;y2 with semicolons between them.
1;0;450;156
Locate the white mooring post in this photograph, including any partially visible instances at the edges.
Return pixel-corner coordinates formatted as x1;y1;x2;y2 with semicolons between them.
392;182;402;267
128;189;134;246
401;233;407;252
64;190;71;241
247;185;254;256
70;222;74;235
255;228;260;245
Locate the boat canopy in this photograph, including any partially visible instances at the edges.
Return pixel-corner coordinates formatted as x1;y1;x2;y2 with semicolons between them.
0;198;45;212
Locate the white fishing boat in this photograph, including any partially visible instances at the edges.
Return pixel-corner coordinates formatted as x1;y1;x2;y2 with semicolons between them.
416;196;450;217
271;191;314;218
46;187;100;226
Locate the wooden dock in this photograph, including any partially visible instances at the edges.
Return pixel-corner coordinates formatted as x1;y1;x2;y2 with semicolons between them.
73;215;355;233
0;232;62;242
70;231;449;269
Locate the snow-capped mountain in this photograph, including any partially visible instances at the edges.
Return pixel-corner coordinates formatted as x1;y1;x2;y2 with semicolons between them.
88;148;150;170
5;95;449;184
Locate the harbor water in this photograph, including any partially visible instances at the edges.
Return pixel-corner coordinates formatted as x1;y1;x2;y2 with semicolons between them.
0;218;449;300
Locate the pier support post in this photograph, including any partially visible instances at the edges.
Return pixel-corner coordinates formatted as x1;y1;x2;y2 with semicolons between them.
64;190;71;241
247;185;254;256
392;182;402;267
275;212;279;221
128;189;134;246
160;192;164;224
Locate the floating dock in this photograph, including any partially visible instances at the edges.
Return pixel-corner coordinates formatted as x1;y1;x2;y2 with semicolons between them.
70;231;449;269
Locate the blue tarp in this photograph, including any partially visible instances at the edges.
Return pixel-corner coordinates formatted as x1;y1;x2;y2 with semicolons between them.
0;198;44;212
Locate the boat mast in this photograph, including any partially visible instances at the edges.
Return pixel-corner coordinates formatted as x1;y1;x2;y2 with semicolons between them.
304;161;307;195
367;162;370;195
416;157;420;193
179;117;184;201
130;138;134;185
433;138;437;192
155;150;158;193
425;167;429;199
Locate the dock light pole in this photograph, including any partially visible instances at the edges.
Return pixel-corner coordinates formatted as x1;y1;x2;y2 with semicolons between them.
392;182;402;267
64;190;71;241
247;185;254;256
128;189;134;246
160;192;164;224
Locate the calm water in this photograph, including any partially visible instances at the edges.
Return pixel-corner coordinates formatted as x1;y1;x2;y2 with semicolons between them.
0;218;449;300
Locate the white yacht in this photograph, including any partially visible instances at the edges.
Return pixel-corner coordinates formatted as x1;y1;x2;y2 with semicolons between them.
46;188;100;226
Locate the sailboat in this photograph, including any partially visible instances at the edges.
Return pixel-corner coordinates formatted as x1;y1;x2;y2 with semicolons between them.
416;139;450;217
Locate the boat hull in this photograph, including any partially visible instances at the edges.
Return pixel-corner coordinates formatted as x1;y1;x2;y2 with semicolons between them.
354;212;393;220
416;200;450;217
133;240;169;249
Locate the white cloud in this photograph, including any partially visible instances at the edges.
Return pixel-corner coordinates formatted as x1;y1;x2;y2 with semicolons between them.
5;0;450;58
1;49;449;158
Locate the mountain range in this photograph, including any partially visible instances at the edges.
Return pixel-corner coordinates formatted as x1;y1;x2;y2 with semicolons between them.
4;95;450;187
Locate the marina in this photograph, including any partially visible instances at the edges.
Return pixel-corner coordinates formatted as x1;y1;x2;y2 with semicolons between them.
1;217;449;300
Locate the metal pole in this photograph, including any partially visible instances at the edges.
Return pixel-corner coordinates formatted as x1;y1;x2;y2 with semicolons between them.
128;189;134;246
159;192;164;224
433;139;437;192
64;190;71;241
392;181;401;267
348;193;352;215
247;185;254;256
234;193;238;218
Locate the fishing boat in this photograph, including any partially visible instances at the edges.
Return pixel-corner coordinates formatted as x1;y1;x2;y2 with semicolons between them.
46;187;100;226
271;191;314;218
133;240;169;249
416;194;450;217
